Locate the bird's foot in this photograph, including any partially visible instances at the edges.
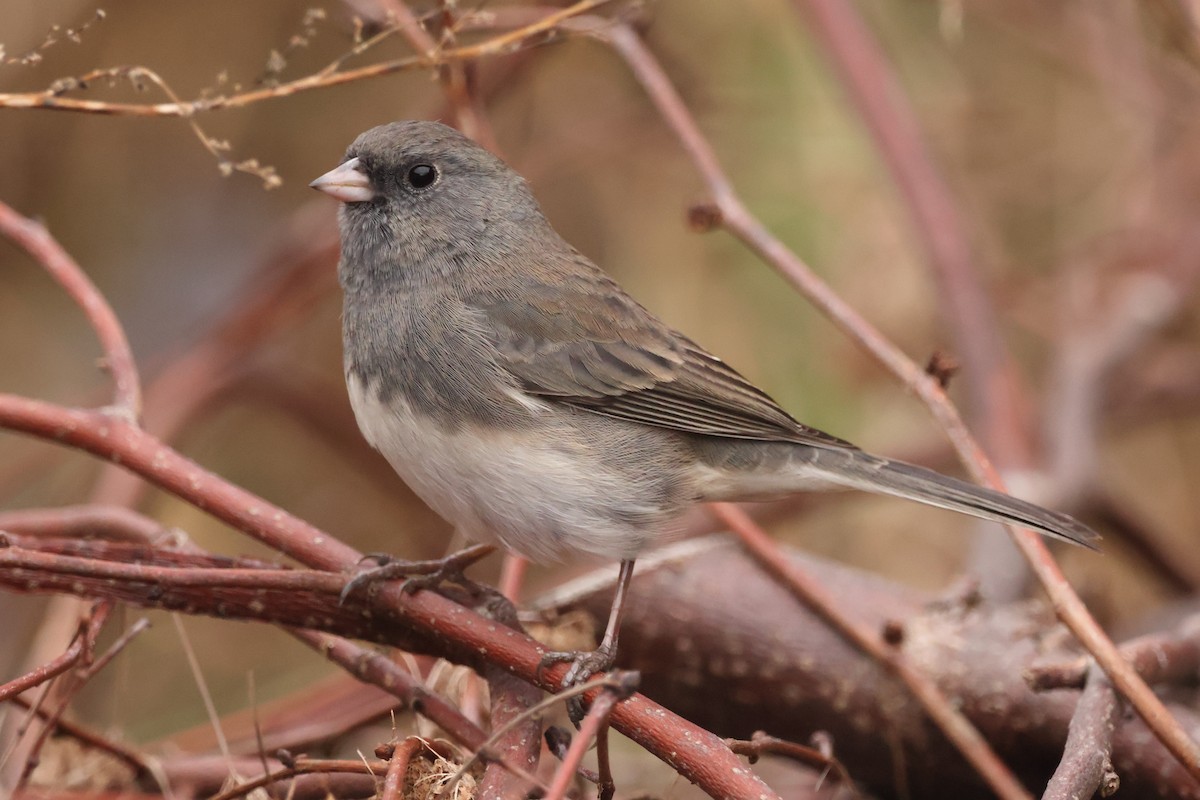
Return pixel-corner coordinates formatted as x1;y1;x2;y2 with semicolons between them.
338;543;496;604
539;640;619;725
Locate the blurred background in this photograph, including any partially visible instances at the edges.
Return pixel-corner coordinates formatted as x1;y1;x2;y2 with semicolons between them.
2;0;1199;784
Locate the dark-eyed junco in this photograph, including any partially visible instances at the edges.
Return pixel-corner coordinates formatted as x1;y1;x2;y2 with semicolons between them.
311;120;1098;681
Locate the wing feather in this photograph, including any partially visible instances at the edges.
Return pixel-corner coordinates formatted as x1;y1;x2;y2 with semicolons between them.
472;273;854;449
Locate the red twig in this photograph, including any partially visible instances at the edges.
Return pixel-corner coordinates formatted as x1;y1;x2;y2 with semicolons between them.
290;629;488;752
0;603;109;704
0;634;83;705
6;694;150;779
596;720;616;800
205;756;389;800
0;200;141;419
498;554;528;603
544;680;628;800
0;504;168;542
17;614;147;787
378;738;423;800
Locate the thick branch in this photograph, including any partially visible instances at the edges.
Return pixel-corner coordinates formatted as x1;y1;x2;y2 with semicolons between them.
0;395;779;800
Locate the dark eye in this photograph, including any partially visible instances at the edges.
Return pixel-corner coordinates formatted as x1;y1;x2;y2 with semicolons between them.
407;164;437;189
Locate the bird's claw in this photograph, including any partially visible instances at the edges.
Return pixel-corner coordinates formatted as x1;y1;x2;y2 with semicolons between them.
338;543;496;605
539;642;618;726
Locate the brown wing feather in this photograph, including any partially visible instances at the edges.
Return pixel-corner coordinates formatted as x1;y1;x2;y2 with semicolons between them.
473;272;855;449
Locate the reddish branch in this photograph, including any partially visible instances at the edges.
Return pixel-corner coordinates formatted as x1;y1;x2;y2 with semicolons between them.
0;505;169;543
0;201;141;419
0;395;778;800
378;738;423;800
0;630;85;706
543;679;629;800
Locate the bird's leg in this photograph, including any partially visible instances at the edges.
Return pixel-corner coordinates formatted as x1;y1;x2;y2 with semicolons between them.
540;559;636;722
339;543;496;604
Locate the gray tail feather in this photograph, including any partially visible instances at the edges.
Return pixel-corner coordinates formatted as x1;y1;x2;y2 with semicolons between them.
810;449;1101;551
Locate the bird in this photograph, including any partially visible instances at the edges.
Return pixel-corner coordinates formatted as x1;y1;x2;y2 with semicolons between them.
310;119;1099;686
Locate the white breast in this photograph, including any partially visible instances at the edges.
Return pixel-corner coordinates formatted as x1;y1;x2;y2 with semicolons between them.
346;375;659;562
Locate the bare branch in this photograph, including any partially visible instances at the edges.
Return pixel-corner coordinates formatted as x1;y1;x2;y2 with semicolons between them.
0;201;141;419
715;502;1032;800
1043;663;1120;800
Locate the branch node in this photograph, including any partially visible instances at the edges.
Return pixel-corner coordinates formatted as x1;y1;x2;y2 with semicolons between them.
1100;760;1120;797
687;202;723;232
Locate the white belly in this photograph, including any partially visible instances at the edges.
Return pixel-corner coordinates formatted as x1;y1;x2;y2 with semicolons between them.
346;375;658;562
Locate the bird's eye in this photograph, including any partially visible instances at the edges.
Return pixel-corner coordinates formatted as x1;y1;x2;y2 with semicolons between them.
407;164;437;189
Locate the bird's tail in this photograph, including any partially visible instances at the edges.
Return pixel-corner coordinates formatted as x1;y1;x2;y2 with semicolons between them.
804;447;1100;550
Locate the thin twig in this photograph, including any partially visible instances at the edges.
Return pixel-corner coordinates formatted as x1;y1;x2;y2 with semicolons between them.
795;0;1025;458
0;1;613;118
0;200;141;419
378;0;497;151
206;756;389;800
0;504;169;542
544;686;625;800
0;624;85;704
378;737;424;800
444;673;632;794
727;731;859;797
498;554;528;603
596;719;616;800
289;630;483;750
17;611;143;787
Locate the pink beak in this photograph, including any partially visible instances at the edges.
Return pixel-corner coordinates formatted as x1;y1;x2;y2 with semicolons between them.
309;157;377;203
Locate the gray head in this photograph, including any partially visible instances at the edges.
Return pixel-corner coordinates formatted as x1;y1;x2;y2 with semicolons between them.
311;120;549;289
